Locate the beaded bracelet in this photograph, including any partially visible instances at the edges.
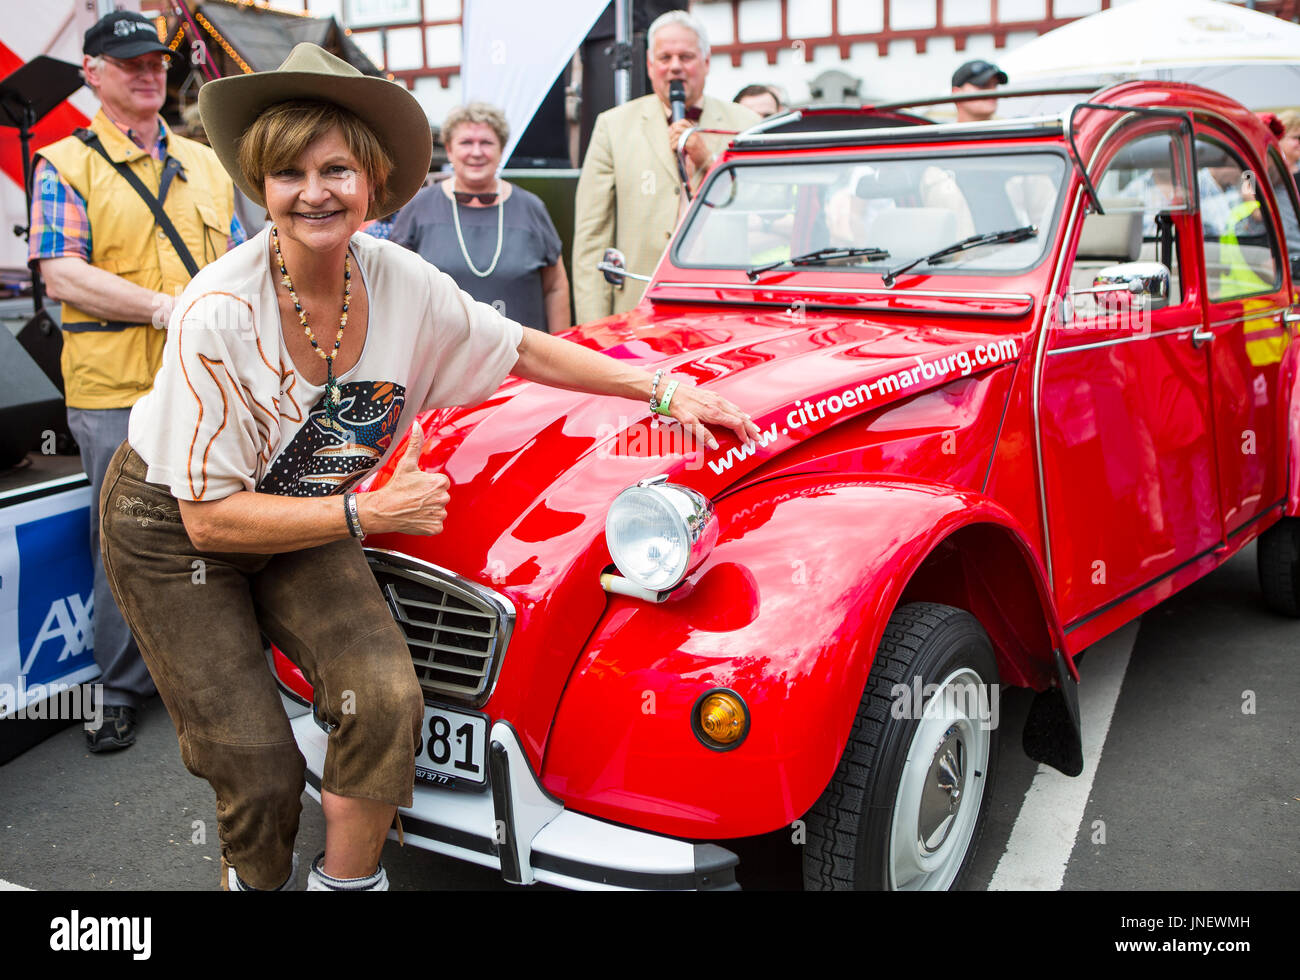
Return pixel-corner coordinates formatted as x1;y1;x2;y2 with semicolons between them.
655;379;680;416
649;368;665;413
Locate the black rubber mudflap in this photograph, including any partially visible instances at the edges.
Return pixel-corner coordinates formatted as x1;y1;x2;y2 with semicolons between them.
1022;649;1084;777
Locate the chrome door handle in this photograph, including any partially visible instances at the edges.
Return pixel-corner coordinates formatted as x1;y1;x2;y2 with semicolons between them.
1191;327;1215;347
1284;310;1300;324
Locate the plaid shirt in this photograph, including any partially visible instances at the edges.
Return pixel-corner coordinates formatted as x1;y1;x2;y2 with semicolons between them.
362;217;394;240
29;116;245;263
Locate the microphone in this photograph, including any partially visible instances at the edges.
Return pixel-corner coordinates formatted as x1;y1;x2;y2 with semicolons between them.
669;79;686;123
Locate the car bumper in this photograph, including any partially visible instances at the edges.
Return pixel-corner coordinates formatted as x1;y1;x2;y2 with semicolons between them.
290;713;740;890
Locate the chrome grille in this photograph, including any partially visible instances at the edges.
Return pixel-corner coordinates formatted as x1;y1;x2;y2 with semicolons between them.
365;549;514;706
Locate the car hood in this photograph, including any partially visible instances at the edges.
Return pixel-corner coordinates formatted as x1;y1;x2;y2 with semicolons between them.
360;304;1027;762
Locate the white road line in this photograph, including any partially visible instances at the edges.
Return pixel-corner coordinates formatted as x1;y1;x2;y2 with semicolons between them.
988;619;1137;891
0;877;32;890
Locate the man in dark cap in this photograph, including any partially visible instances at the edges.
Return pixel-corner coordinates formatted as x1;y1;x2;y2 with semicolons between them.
951;59;1008;124
29;10;243;752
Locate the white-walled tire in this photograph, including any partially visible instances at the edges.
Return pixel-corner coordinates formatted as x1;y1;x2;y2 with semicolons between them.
803;602;1000;891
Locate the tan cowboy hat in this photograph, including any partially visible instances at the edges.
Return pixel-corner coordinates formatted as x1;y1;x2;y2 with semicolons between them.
199;43;431;218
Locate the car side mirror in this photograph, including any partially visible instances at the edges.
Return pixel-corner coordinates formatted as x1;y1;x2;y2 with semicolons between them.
1093;261;1170;301
1289;253;1300;283
598;248;651;286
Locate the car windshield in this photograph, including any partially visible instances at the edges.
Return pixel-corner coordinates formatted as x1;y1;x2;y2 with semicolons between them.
673;152;1068;277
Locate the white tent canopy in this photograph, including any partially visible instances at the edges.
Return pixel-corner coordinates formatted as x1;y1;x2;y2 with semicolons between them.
998;0;1300;111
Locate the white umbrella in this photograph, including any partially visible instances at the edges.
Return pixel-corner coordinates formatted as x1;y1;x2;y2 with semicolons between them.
461;0;608;166
997;0;1300;111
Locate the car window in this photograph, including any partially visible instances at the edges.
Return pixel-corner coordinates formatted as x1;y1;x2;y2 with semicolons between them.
1093;129;1194;236
672;153;1067;275
1265;147;1300;265
1196;135;1281;301
1066;128;1196;320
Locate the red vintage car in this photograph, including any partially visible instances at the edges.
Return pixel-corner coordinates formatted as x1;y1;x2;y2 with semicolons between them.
274;81;1300;890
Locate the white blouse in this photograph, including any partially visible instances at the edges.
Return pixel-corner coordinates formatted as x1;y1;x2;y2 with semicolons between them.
129;227;523;501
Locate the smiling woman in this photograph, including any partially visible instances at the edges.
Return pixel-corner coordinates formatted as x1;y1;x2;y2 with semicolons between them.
92;42;759;894
239;101;392;226
390;102;571;333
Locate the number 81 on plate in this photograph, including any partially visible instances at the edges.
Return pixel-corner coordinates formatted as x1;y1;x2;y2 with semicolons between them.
415;704;487;787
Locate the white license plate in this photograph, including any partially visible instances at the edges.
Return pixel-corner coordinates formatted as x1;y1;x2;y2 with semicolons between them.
415;704;488;787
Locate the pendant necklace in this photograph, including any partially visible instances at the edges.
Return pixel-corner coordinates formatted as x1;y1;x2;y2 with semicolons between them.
451;181;503;278
272;225;351;430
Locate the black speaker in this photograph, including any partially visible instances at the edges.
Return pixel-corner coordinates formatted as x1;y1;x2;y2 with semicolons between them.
0;324;66;469
578;0;688;160
16;306;64;393
507;68;572;168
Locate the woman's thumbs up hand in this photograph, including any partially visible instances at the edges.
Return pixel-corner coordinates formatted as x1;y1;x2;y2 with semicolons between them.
358;423;452;536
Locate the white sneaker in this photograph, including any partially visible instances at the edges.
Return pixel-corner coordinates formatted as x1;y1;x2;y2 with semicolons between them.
306;852;389;891
226;852;298;891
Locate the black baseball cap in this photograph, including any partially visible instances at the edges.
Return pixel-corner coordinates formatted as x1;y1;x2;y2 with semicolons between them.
952;60;1008;88
84;11;171;59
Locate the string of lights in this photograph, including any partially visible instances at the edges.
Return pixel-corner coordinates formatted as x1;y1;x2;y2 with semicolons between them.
232;0;314;16
194;10;254;74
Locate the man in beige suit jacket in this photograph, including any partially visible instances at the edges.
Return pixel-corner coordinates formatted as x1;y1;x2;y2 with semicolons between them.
573;11;759;324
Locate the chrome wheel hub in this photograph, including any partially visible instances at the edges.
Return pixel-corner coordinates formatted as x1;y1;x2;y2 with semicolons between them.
918;727;965;853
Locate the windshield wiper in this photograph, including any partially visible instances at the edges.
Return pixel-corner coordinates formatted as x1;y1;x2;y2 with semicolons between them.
746;245;890;282
880;225;1038;288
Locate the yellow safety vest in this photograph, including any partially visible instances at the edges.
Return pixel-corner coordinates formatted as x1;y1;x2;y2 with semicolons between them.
1216;200;1269;300
36;110;235;409
1217;199;1288;367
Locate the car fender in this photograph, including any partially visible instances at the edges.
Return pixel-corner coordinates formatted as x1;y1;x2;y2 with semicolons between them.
539;472;1066;841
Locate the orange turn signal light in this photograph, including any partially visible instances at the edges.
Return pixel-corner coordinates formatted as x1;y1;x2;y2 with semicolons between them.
693;689;748;751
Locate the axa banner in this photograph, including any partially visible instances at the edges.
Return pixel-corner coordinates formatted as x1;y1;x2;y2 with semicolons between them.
0;487;97;717
460;0;608;166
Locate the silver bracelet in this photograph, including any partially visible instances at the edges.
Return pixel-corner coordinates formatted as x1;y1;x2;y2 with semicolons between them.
344;491;365;539
649;368;665;412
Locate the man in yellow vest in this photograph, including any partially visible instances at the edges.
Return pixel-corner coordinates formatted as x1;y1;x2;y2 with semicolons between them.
29;10;241;752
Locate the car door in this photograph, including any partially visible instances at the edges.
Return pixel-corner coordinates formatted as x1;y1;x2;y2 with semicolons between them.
1194;128;1293;535
1039;118;1222;626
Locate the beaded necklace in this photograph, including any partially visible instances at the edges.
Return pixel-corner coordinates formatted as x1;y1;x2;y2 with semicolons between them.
272;225;351;430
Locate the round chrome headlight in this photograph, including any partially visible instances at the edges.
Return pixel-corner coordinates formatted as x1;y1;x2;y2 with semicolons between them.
605;477;718;592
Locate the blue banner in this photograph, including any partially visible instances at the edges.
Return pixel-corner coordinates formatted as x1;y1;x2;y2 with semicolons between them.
16;507;95;688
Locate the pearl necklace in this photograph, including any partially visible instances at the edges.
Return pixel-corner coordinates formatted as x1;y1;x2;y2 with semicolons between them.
451;181;503;278
272;225;351;429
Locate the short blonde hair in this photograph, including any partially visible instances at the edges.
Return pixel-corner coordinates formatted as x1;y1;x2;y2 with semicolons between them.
442;102;509;150
236;100;393;220
1278;109;1300;138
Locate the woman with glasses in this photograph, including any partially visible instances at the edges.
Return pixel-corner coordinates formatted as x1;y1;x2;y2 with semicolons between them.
390;103;570;333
